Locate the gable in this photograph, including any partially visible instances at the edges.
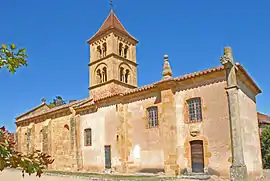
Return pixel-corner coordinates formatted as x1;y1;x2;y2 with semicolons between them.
16;103;50;121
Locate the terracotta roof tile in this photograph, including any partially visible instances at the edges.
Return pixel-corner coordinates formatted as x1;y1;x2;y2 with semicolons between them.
88;11;137;43
258;112;270;124
16;99;86;122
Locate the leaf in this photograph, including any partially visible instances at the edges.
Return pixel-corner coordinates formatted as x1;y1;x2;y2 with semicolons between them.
1;44;7;49
10;44;16;50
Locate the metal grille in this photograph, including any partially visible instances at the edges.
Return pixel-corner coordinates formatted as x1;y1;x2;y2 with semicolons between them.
84;128;92;146
147;106;158;128
187;98;202;122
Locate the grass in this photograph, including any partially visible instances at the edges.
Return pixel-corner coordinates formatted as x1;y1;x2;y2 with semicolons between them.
43;170;172;181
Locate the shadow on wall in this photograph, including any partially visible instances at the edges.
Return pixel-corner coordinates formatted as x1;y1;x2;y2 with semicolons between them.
138;168;165;174
208;168;221;176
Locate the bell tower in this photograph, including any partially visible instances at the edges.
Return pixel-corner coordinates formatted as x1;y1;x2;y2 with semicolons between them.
87;10;138;98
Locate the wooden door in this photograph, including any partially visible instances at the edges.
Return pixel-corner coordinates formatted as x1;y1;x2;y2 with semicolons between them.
190;140;204;173
104;145;111;169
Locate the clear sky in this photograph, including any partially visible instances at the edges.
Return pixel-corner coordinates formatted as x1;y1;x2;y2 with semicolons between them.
1;0;269;132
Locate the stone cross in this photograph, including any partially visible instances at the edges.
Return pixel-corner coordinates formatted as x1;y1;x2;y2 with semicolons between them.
220;47;248;181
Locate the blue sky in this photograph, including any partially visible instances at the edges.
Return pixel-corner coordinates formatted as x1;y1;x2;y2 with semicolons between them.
1;0;269;132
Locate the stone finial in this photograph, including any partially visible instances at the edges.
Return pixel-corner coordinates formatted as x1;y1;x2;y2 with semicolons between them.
220;46;234;65
224;46;232;56
41;98;46;104
162;54;173;79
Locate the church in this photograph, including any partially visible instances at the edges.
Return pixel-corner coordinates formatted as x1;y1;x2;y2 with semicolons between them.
15;9;263;179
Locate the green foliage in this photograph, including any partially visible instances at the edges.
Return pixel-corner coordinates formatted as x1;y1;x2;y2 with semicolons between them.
48;96;66;108
0;44;28;73
261;125;270;168
0;127;54;177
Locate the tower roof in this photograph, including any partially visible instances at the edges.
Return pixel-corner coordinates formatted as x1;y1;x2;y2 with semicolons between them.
88;10;138;44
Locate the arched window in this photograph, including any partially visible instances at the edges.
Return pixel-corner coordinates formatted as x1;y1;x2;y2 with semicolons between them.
187;97;202;123
84;128;92;146
63;124;70;141
102;67;107;82
124;46;128;58
102;43;107;57
96;69;102;83
97;46;102;58
125;69;129;83
120;67;124;82
119;43;123;56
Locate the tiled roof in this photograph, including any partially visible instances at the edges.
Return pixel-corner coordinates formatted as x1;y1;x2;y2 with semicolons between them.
17;63;262;122
258;112;270;124
88;10;137;43
89;64;261;103
93;66;226;102
16;99;86;122
16;103;49;120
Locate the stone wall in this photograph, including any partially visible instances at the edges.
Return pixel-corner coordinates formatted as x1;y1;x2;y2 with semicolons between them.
238;80;263;179
175;77;231;177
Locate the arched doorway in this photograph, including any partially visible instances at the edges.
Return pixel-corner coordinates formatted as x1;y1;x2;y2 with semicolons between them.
190;140;204;173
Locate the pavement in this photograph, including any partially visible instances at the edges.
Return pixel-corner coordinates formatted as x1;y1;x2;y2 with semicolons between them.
0;169;269;181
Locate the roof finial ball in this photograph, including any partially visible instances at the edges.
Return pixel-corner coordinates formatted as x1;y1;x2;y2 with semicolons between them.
164;54;169;61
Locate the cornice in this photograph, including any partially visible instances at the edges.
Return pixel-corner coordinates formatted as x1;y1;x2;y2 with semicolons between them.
88;53;137;67
88;79;137;90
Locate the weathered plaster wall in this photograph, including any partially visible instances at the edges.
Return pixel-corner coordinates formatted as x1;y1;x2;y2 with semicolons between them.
124;93;164;173
175;78;231;177
80;106;116;172
238;80;263;178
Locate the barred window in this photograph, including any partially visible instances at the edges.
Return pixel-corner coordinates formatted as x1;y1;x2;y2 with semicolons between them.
84;128;92;146
187;98;202;122
147;106;158;128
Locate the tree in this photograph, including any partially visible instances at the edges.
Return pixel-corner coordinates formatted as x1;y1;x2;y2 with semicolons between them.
48;96;66;108
0;44;28;73
261;125;270;168
0;43;54;176
0;127;54;177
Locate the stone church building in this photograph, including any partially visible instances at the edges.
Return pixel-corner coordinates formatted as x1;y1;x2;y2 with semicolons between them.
15;10;263;179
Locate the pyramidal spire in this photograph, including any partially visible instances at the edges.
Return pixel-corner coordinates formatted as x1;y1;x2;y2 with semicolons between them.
87;7;138;44
162;54;173;79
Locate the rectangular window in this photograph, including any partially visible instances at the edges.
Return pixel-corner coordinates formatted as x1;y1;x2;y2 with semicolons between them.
187;98;202;122
84;128;92;146
147;106;159;128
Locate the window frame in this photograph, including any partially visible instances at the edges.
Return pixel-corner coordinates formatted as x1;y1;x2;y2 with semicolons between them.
186;97;203;123
84;128;92;147
147;106;159;128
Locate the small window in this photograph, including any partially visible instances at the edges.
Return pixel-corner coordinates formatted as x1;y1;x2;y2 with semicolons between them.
102;67;107;82
84;128;92;146
97;46;102;58
120;67;124;82
125;69;129;83
119;43;123;56
124;46;128;58
187;98;202;122
102;43;107;57
96;69;102;83
147;106;158;128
